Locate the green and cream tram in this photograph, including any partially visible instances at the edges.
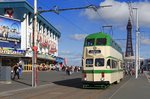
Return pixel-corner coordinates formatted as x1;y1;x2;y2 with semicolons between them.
82;32;124;88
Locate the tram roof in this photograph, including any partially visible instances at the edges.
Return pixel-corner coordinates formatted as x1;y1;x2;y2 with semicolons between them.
85;32;110;39
85;32;122;53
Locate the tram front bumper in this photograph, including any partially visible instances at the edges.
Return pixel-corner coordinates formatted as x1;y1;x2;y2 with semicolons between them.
82;81;110;88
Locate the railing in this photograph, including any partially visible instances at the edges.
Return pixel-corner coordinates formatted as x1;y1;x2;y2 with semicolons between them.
23;64;32;71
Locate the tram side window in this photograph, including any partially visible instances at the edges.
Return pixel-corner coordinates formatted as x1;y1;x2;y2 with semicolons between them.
86;59;93;67
112;60;117;68
96;38;106;45
119;62;123;69
107;59;111;68
85;39;95;46
95;58;104;67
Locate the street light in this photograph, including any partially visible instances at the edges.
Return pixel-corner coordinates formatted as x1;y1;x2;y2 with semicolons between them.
32;0;37;87
133;7;140;79
38;5;112;14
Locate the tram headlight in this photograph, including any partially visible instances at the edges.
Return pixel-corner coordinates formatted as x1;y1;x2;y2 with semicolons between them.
101;72;105;81
101;77;104;81
83;73;87;81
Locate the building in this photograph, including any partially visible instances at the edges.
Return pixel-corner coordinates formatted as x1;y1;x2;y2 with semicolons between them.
0;1;61;71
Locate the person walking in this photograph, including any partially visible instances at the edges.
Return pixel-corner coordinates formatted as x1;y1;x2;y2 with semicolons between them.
12;64;20;80
18;62;23;76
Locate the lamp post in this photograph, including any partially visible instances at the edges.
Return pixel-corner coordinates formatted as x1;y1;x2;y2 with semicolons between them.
32;0;37;87
133;8;140;79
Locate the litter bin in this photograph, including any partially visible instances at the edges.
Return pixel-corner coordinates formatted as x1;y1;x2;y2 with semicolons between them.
0;66;11;84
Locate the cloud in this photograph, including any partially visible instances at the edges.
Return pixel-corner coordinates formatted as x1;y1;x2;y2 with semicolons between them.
59;51;82;66
141;37;150;45
70;34;88;40
65;55;82;66
59;50;72;55
82;0;150;27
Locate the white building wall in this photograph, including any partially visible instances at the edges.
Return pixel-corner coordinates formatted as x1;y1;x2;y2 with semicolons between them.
21;13;60;57
21;13;27;50
28;16;33;49
26;13;29;49
55;36;58;56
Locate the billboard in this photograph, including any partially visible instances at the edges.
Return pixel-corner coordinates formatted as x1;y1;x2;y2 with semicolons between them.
0;16;21;49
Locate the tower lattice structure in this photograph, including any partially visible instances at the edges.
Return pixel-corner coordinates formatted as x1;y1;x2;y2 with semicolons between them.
125;19;134;57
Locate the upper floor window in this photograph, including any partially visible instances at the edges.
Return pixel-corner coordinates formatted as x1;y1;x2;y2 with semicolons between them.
96;38;106;45
85;39;95;46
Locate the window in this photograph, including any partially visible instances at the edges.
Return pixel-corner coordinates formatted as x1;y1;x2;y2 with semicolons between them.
107;59;110;66
85;39;95;46
106;59;111;68
96;38;106;45
95;58;104;67
86;59;93;67
112;60;117;68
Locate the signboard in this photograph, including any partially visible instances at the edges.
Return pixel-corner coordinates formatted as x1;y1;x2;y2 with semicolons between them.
0;48;25;55
89;50;101;54
0;16;21;48
55;57;64;63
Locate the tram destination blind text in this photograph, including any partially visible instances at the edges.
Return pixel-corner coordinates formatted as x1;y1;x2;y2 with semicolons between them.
89;50;101;54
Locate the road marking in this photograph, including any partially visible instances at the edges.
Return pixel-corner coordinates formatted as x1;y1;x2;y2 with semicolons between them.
38;83;55;88
0;83;54;96
108;78;131;99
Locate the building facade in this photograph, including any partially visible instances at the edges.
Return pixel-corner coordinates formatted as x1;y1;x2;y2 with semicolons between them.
0;1;61;71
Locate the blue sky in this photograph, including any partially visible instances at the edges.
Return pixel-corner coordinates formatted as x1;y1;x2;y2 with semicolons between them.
25;0;150;66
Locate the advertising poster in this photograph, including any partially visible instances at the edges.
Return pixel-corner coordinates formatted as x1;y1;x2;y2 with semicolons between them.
0;16;21;49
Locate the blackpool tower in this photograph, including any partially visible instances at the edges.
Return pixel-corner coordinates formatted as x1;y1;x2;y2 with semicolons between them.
125;18;134;57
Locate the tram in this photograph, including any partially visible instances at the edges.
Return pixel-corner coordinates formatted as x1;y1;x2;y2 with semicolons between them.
82;32;124;88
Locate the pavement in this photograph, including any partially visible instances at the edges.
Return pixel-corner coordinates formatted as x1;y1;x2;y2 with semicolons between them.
0;71;150;99
0;70;81;93
109;71;150;99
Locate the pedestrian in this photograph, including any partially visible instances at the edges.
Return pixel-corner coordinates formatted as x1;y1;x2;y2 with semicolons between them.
18;63;23;76
12;64;20;80
66;66;70;75
11;66;14;79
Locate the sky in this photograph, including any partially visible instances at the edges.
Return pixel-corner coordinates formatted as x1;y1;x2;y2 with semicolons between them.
23;0;150;66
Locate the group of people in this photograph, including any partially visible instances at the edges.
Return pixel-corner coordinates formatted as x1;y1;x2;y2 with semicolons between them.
11;62;23;80
62;66;81;75
51;64;81;75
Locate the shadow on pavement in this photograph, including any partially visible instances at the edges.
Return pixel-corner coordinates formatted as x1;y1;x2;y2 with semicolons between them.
12;80;32;86
53;78;82;89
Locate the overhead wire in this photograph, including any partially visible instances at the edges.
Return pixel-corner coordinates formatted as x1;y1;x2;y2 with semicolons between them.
85;0;128;38
128;1;136;41
85;0;110;33
37;0;89;35
59;14;89;34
